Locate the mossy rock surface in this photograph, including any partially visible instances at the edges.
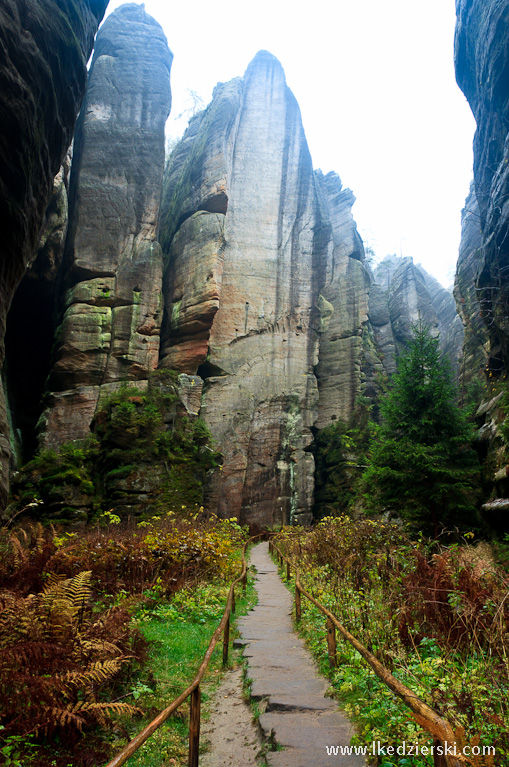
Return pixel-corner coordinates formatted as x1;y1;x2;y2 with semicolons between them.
8;371;220;523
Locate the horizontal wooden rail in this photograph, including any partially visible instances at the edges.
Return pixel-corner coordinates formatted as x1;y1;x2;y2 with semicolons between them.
270;539;465;767
104;532;270;767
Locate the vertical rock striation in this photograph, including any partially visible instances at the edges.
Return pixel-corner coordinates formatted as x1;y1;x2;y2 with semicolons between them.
364;256;463;387
159;50;465;526
5;151;72;461
453;184;489;389
313;171;370;429
419;270;464;380
0;0;108;508
160;52;364;526
40;4;173;448
455;0;509;374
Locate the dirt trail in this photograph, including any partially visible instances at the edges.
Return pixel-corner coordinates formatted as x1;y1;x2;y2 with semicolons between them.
200;666;262;767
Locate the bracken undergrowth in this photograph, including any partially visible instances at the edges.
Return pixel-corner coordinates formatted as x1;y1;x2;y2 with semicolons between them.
0;512;248;766
275;518;509;766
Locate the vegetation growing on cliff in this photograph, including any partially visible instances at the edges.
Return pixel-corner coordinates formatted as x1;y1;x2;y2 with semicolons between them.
312;398;371;518
7;371;221;526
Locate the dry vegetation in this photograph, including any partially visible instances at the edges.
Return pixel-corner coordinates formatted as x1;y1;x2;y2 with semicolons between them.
0;513;247;766
276;518;509;765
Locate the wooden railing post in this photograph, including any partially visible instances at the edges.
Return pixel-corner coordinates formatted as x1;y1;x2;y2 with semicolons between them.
231;587;236;614
286;561;291;580
295;582;302;622
326;617;337;670
222;614;230;666
188;685;201;767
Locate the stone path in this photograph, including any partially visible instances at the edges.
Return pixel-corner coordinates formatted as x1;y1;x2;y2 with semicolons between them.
237;542;365;767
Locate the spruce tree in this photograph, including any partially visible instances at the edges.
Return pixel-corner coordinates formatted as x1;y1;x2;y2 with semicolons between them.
362;322;479;534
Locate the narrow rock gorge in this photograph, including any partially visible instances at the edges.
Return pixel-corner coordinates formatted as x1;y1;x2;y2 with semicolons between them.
0;4;468;527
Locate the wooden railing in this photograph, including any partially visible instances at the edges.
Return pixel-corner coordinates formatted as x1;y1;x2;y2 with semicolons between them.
269;538;466;767
104;534;267;767
104;533;473;767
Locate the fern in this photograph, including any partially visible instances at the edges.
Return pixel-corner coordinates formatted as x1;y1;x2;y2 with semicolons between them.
0;571;143;746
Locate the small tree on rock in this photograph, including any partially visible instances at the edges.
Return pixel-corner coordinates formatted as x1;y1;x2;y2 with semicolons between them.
362;321;480;534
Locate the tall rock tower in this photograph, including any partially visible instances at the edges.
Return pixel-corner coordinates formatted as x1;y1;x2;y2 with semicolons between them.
39;4;173;446
159;51;369;527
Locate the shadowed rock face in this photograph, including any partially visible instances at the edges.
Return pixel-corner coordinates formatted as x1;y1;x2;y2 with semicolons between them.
455;0;509;375
0;0;108;508
39;4;172;448
159;51;371;526
453;184;489;388
5;150;72;462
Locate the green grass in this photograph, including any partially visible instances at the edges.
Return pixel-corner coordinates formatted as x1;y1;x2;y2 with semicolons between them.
110;575;257;767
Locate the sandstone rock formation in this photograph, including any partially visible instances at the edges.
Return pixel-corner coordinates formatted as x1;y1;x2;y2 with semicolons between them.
0;0;108;509
160;52;327;527
453;184;489;389
314;172;371;429
158;50;467;527
366;256;463;381
39;4;173;449
420;270;464;380
455;0;509;375
5;151;71;462
1;14;467;525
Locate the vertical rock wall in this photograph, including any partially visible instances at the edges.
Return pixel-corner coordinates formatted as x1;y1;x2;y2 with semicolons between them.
5;151;72;461
39;4;173;448
366;256;463;382
158;49;467;526
0;0;108;508
0;12;468;522
419;270;464;380
160;52;327;526
314;171;371;429
453;184;489;389
455;0;509;375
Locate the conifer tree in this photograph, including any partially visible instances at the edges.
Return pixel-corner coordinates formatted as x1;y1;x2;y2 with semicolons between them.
362;322;479;534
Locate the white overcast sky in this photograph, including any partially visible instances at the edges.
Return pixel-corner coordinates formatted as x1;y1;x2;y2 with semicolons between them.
103;0;476;288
